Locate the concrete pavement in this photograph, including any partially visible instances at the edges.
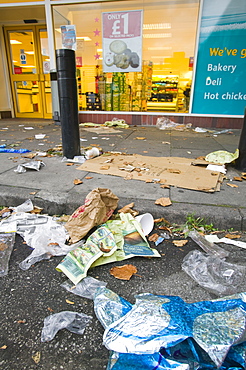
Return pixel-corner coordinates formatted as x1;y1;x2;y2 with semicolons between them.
0;117;245;231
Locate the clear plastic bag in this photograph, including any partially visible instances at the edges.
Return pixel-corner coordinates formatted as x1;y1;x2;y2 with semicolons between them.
0;232;16;277
61;276;107;300
182;249;246;296
41;311;92;342
189;229;229;258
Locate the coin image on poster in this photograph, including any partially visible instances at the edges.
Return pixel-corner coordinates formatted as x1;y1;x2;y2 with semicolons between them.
109;40;127;54
105;52;115;66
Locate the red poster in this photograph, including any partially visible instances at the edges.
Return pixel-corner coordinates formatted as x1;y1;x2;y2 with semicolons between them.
76;56;82;67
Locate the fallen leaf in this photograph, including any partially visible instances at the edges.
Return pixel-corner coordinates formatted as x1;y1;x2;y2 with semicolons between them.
148;233;159;242
173;240;188;247
233;176;243;181
227;183;238;188
145;179;153;183
242;172;246;176
100;165;110;170
143;151;148;153
160;184;170;189
32;352;41;364
85;176;93;179
17;319;26;324
155;197;172;207
29;192;37;195
110;264;137;280
30;206;43;214
0;345;7;350
167;169;181;174
242;176;246;180
21;153;36;159
135;137;146;140
225;234;241;239
65;299;74;305
74;179;83;185
47;307;54;312
66;163;74;166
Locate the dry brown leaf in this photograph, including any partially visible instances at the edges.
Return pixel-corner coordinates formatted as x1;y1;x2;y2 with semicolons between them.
227;183;238;188
0;207;11;216
242;172;246;176
173;240;188;247
85;176;93;179
118;202;135;212
66;163;74;166
167;169;181;174
47;307;54;312
225;234;241;239
160;184;170;189
74;179;83;185
145;179;153;183
143;151;148;153
135;137;146;140
21;153;36;159
17;319;26;324
66;299;74;305
242;175;246;180
233;176;243;181
29;192;37;195
110;264;137;280
100;165;110;170
148;233;159;242
32;352;41;364
30;206;43;214
0;345;7;350
155;197;172;207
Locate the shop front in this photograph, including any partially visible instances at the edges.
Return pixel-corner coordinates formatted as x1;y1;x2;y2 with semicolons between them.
0;0;245;128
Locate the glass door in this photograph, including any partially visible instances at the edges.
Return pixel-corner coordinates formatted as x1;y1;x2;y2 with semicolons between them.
4;26;52;119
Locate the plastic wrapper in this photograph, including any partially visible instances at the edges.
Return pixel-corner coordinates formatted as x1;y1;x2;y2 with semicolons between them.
106;351;189;370
182;249;246;296
189;229;229;258
96;287;246;368
94;287;132;329
14;160;45;173
156;118;192;131
0;148;30;153
61;276;107;299
41;311;92;342
0;232;15;277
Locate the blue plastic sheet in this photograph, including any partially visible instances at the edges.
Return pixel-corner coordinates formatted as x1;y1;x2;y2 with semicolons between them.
0;148;31;153
94;288;246;369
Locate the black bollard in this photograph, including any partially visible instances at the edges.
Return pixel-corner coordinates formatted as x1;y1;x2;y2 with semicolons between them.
56;49;81;158
235;107;246;171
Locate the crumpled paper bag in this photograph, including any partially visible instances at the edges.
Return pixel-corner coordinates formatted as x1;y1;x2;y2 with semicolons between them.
65;188;119;243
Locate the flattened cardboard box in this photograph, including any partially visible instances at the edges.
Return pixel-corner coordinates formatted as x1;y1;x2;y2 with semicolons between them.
77;153;223;192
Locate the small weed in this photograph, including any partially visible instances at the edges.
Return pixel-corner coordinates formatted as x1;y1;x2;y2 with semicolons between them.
172;213;218;236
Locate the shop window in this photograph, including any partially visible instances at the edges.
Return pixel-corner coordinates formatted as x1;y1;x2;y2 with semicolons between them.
53;0;199;113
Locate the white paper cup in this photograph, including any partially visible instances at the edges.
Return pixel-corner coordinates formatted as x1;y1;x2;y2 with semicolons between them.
135;213;154;235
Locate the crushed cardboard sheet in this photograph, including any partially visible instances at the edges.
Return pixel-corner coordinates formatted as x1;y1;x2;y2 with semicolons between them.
77;153;224;192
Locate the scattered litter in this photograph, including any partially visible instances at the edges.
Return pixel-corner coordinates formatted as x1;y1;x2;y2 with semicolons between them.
205;234;246;250
194;127;208;133
65;299;74;305
85;147;100;159
80;138;88;141
104;118;129;129
62;156;86;164
156;117;192;130
182;249;246;296
11;199;34;213
0;232;15;277
73;179;83;185
0;345;7;350
24;127;34;130
189;229;229;258
154;236;164;246
135;213;154;235
155;197;172;207
57;213;160;284
61;276;107;299
35;134;46;139
65;188;119;244
41;311;92;342
0;144;6;148
94;287;246;368
0;148;31;154
32;352;41;364
206;163;227;174
110;264;137;280
14;161;45;173
172;240;188;247
205;149;239;164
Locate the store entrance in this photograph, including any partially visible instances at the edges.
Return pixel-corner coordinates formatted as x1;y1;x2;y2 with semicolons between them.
4;26;52;119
